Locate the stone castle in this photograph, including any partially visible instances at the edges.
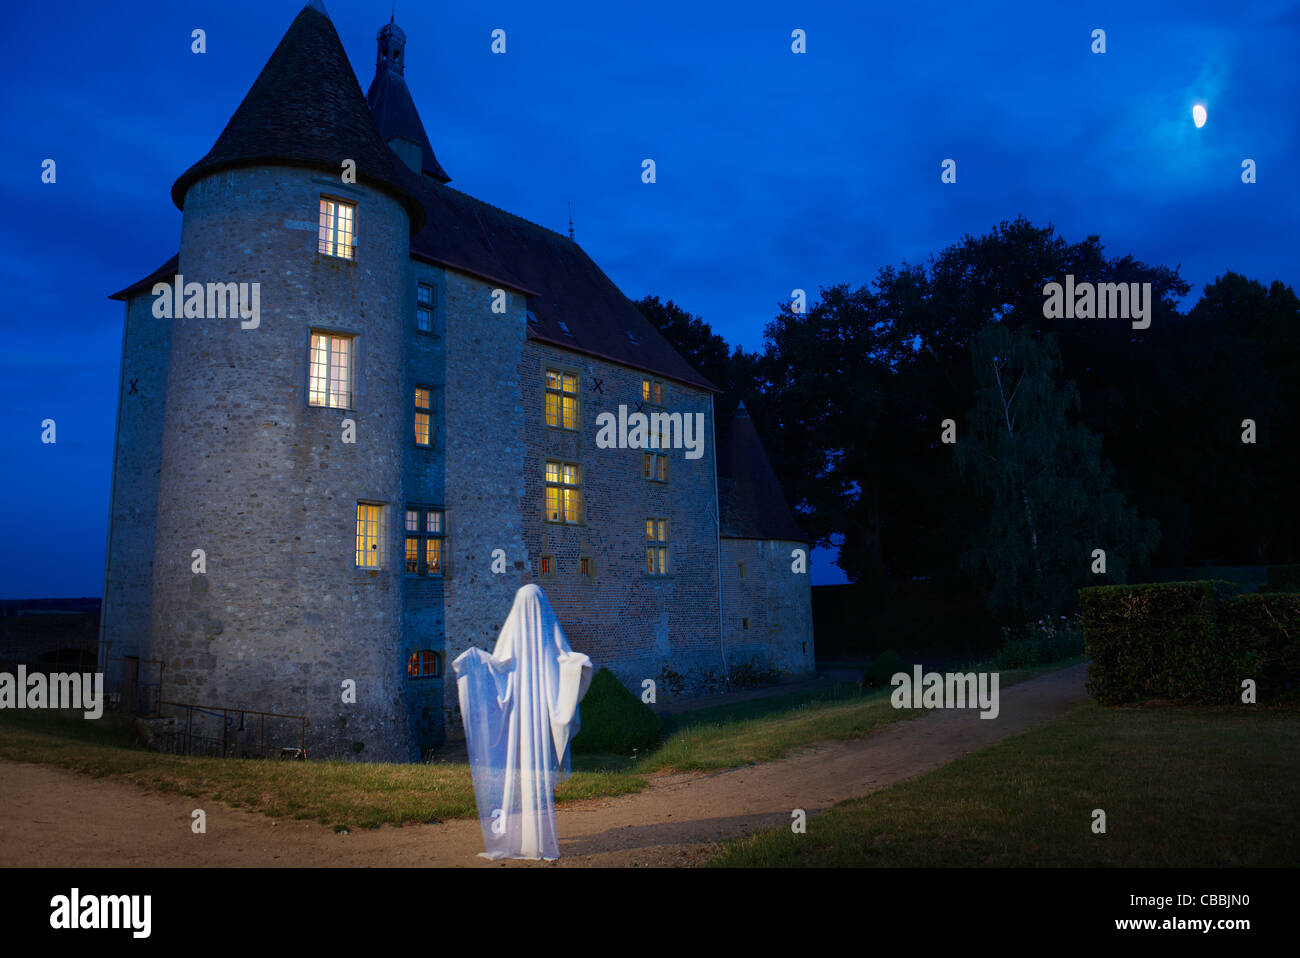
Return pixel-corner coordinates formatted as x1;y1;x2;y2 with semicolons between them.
100;2;812;761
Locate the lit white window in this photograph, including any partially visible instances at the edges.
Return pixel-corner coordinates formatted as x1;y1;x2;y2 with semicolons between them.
318;197;356;259
309;332;353;409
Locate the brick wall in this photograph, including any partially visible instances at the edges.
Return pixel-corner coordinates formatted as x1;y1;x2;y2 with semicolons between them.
518;343;725;696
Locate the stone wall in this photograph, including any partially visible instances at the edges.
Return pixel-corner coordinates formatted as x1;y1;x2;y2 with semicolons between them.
426;267;530;741
147;165;415;761
101;288;173;690
720;537;815;677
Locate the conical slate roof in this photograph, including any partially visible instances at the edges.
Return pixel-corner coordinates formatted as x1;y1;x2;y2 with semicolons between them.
170;3;424;231
718;403;807;541
366;47;450;182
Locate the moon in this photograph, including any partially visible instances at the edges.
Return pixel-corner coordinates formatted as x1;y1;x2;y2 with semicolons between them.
1192;104;1207;128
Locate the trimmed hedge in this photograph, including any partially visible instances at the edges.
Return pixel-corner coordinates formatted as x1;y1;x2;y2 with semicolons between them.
1260;564;1300;593
570;668;663;755
1221;593;1300;702
1081;580;1248;705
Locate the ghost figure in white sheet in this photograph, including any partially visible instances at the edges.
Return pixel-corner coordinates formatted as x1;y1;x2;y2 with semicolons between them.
452;584;593;860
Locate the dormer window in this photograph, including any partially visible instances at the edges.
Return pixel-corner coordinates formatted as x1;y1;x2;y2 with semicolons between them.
318;197;356;260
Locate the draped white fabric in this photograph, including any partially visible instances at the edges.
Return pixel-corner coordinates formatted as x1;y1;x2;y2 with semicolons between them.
452;584;593;860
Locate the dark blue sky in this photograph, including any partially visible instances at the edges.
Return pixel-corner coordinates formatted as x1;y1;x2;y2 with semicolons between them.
1;0;1296;597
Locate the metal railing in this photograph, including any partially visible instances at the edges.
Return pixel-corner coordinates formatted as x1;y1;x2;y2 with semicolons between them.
156;700;310;759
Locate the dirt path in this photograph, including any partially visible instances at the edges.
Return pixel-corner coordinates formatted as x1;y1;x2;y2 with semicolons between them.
0;663;1088;867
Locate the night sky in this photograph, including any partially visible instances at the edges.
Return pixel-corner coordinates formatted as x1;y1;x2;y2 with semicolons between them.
1;0;1296;598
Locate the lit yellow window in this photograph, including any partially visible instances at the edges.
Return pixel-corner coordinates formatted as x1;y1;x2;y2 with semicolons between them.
309;332;352;409
318;197;356;259
545;369;579;429
646;517;668;575
642;379;663;405
644;453;667;482
539;555;554;576
544;460;581;523
355;503;382;568
407;650;441;678
580;557;594;577
414;387;432;446
403;507;444;576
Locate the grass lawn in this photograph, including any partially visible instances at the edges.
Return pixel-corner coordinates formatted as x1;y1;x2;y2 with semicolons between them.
0;709;643;830
633;658;1082;773
0;657;1080;831
712;701;1300;867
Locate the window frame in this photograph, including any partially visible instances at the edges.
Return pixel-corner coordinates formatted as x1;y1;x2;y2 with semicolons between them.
355;501;385;570
415;281;437;334
643;451;669;483
641;378;665;407
403;506;446;577
308;330;355;410
318;196;357;260
413;385;433;448
544;368;581;431
543;459;583;525
645;516;669;576
407;650;443;679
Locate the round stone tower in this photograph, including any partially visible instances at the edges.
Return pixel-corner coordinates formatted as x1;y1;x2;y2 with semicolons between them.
149;3;426;760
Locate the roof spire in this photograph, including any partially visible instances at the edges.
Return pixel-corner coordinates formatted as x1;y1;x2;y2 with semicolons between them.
306;0;329;18
376;14;406;75
366;13;451;182
568;201;574;240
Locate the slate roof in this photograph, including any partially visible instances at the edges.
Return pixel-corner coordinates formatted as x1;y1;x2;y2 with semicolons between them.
395;163;716;391
112;3;717;393
366;51;450;183
109;253;179;301
170;4;425;232
718;403;807;541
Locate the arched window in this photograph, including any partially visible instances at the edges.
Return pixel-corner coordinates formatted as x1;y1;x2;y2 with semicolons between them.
407;650;442;679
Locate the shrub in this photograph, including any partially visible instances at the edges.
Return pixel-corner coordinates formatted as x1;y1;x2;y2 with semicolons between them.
994;615;1084;668
1221;593;1300;702
862;649;908;689
571;668;663;755
730;657;783;690
1260;565;1300;593
1080;580;1245;705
